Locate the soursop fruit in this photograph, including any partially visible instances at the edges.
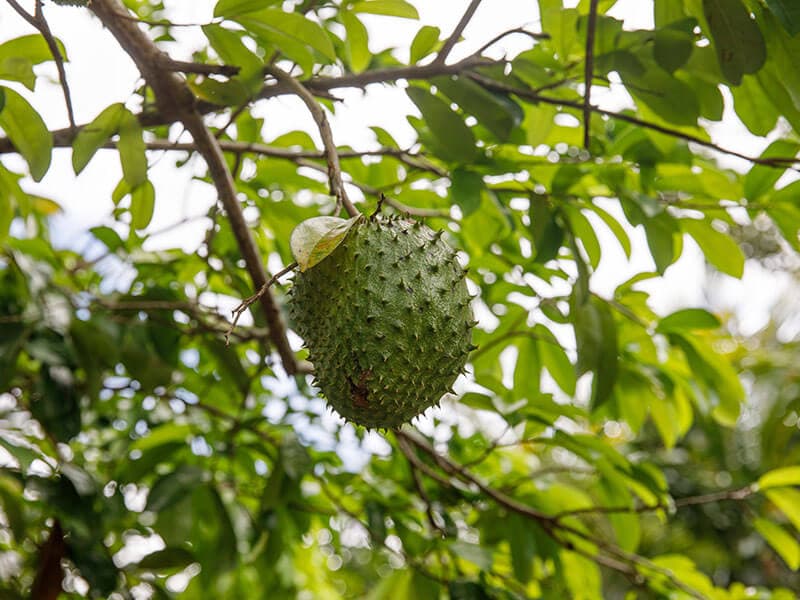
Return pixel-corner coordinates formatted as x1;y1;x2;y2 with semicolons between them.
289;215;474;429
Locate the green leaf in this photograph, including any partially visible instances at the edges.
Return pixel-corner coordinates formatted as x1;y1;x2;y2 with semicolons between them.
72;103;125;174
0;35;67;90
432;75;523;141
449;540;493;570
759;467;800;490
754;518;800;570
564;205;602;270
138;547;196;571
744;140;800;201
572;295;618;407
237;9;336;65
586;203;631;259
213;0;280;17
731;74;779;136
202;24;263;77
681;218;744;278
507;514;536;583
0;86;52;181
406;86;476;163
410;25;440;64
290;215;361;271
32;365;81;442
765;0;800;36
653;19;696;73
118;109;147;188
341;11;371;73
350;0;419;19
766;487;800;532
130;180;155;231
702;0;767;85
657;308;721;333
146;466;206;512
643;213;678;275
529;197;564;264
450;168;483;216
535;324;576;395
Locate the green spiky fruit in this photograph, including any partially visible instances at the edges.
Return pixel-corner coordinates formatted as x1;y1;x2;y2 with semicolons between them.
289;215;474;429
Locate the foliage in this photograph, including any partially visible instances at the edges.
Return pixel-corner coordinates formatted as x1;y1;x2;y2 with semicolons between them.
0;0;799;597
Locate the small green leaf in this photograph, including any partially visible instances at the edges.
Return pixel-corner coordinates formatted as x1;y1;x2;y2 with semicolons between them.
654;19;696;73
754;518;800;570
657;308;721;333
118;109;147;188
448;541;493;570
744;140;800;201
341;11;371;73
290;215;361;271
130;180;155;231
146;466;206;513
237;9;337;63
450;168;483;216
702;0;767;85
138;547;196;570
350;0;419;19
72;103;125;174
765;0;800;36
407;86;476;163
572;295;618;407
202;24;263;77
0;86;52;181
410;25;440;64
681;218;744;278
432;75;523;141
643;213;678;275
759;466;800;490
213;0;277;17
766;487;800;532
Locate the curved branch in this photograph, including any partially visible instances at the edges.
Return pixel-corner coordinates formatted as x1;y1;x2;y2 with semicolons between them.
264;65;359;218
88;0;300;375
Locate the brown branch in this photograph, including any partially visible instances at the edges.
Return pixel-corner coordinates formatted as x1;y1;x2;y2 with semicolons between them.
264;65;359;218
7;0;76;130
467;72;800;169
474;27;550;56
395;429;709;599
583;0;600;150
1;45;797;171
88;0;301;375
226;261;297;345
157;57;240;77
551;485;756;521
435;0;484;65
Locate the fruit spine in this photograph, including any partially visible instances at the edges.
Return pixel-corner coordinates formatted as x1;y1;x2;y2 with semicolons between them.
289;215;474;429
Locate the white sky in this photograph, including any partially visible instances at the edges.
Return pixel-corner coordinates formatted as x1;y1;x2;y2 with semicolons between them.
0;0;787;333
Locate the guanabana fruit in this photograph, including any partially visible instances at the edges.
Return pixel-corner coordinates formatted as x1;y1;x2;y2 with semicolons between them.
289;215;474;429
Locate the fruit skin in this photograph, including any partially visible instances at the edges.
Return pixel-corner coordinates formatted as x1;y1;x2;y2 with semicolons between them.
289;215;474;429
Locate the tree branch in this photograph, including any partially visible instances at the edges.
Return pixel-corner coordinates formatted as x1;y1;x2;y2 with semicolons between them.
7;0;76;130
466;72;800;169
435;0;484;65
88;0;301;375
583;0;600;150
264;65;359;218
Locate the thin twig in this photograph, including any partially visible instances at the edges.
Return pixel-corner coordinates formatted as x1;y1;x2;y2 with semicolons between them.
157;57;240;77
583;0;600;150
264;66;359;218
7;0;77;130
89;0;301;375
226;262;297;345
474;27;550;57
435;0;484;64
466;72;800;170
